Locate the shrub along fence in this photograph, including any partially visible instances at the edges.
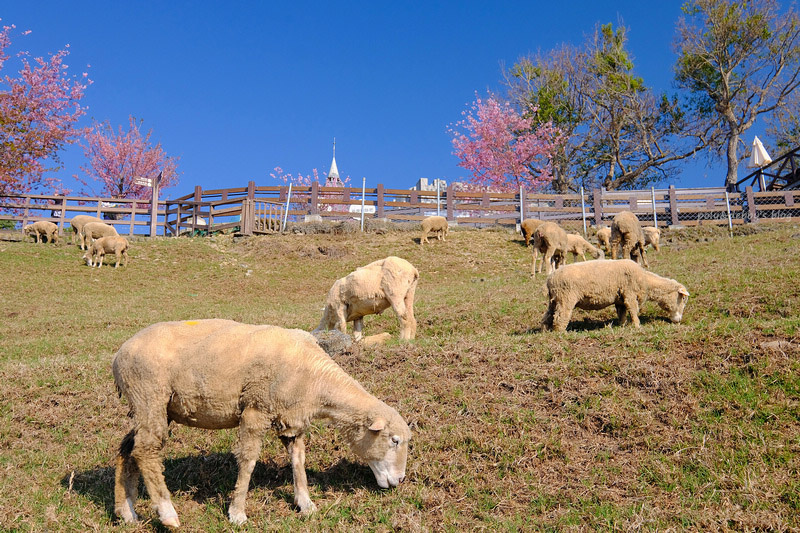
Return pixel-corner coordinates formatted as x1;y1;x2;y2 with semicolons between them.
2;181;800;238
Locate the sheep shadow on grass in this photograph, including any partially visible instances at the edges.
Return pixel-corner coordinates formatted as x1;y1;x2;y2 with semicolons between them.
513;313;673;334
62;453;375;524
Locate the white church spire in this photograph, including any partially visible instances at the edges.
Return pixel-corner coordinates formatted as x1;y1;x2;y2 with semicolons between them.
326;138;340;185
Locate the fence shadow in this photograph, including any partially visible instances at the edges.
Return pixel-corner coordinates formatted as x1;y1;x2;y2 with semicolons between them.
61;452;376;523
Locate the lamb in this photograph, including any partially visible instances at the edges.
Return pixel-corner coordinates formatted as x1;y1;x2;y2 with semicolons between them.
565;233;605;262
80;221;119;250
610;211;648;267
531;221;568;276
420;215;448;244
23;220;59;244
69;215;102;249
520;218;544;247
540;259;689;331
315;256;418;341
643;226;661;252
112;319;411;528
82;235;129;268
595;226;611;253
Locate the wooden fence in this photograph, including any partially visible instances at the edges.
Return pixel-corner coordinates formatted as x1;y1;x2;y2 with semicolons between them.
3;182;800;238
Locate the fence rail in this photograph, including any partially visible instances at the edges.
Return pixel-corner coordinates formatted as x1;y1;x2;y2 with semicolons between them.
3;182;800;238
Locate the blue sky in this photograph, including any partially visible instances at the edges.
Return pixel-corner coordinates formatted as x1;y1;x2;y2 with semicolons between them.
2;2;734;199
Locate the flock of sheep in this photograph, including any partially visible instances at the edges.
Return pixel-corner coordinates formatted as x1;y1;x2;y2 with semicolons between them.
23;215;129;268
22;209;689;528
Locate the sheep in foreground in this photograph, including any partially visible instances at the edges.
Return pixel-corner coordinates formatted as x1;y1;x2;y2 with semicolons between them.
595;226;611;253
83;235;129;268
610;211;648;267
23;221;59;244
315;256;418;341
531;221;568;276
420;215;448;244
70;215;102;248
80;221;118;250
113;319;411;527
566;233;605;262
643;226;661;251
540;259;689;331
520;218;544;247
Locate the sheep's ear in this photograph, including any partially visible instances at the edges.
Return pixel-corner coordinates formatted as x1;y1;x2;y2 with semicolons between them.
679;287;690;297
368;418;386;432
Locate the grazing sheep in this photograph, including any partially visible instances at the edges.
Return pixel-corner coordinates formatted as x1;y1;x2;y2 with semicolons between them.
566;233;605;262
540;259;689;331
610;211;648;267
23;221;59;244
595;226;611;253
643;226;661;252
80;221;119;250
520;218;544;247
420;215;448;245
113;319;411;527
531;222;568;276
70;215;102;248
315;256;418;341
82;235;129;268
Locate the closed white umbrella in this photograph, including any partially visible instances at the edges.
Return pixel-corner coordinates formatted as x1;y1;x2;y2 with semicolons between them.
748;135;772;168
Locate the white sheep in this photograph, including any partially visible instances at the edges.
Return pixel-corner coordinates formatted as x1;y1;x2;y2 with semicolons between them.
80;221;119;250
595;226;611;253
520;218;544;247
70;215;102;249
531;221;568;276
610;211;648;267
315;256;418;341
643;226;661;251
420;215;448;245
23;220;59;244
540;259;689;331
82;235;129;268
112;319;411;528
565;233;605;262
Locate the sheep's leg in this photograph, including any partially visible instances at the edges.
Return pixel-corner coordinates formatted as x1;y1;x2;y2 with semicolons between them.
130;412;179;528
615;303;628;326
543;248;556;275
420;231;428;245
114;430;140;523
353;318;364;341
388;286;416;341
638;246;649;268
114;249;122;268
404;282;417;339
98;253;105;269
228;407;267;525
610;241;619;260
122;249;128;267
622;293;641;327
334;306;348;335
280;434;317;514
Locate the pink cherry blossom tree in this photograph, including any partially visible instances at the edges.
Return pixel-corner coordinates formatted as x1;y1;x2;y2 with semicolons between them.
0;22;90;195
78;116;179;199
450;94;561;192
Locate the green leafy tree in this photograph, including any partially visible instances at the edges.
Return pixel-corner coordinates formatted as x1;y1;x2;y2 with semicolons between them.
506;23;715;191
675;0;800;189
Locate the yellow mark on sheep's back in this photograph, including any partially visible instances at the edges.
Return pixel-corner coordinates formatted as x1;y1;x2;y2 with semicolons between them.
184;321;199;326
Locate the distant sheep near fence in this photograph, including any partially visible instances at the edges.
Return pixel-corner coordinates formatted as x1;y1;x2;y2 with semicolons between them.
420;216;448;245
610;211;648;267
23;221;59;244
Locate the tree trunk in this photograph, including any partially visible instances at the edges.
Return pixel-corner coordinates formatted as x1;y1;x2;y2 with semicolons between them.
725;131;739;189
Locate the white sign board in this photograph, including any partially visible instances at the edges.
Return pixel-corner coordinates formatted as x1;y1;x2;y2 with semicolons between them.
134;177;152;187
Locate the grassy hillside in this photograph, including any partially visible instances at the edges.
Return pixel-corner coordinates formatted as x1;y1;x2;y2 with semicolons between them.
1;222;799;531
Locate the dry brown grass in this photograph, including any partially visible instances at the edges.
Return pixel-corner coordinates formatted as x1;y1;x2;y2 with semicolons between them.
1;221;799;531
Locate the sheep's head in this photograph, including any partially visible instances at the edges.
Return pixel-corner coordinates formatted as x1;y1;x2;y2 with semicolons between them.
660;284;690;323
82;250;94;267
349;408;411;489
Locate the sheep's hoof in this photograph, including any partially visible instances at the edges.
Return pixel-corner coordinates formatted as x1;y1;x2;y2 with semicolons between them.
297;499;317;515
228;508;247;525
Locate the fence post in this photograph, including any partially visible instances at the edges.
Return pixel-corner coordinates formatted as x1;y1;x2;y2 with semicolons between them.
746;186;757;223
446;183;454;221
360;177;366;232
519;186;525;225
310;181;319;215
593;188;602;227
669;185;679;227
651;187;658;227
149;172;161;237
376;183;385;219
241;199;253;235
580;187;587;237
247;180;255;200
724;189;733;237
282;183;293;231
